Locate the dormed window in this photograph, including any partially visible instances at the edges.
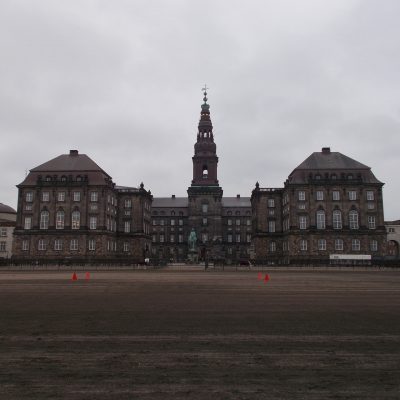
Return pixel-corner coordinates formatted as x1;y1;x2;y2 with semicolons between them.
40;210;49;229
349;210;359;229
72;210;80;229
316;210;325;229
56;210;65;229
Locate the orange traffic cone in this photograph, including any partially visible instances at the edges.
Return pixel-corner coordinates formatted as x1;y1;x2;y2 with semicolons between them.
72;272;78;281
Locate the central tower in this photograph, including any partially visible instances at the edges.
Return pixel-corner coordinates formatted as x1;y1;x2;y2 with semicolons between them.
191;89;219;186
187;88;223;253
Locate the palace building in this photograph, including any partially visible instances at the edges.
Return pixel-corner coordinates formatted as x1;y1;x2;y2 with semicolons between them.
11;91;387;264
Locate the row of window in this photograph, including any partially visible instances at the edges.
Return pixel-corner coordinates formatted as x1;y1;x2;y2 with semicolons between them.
152;233;252;243
298;190;375;202
21;239;133;252
278;239;378;252
25;191;136;208
24;212;121;231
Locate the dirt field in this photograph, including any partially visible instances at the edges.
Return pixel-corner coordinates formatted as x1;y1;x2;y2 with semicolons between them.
0;269;399;399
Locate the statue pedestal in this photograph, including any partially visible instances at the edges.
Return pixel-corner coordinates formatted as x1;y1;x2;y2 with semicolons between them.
187;249;199;264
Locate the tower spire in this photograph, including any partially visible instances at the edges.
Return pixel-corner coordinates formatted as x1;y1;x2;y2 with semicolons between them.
198;85;213;140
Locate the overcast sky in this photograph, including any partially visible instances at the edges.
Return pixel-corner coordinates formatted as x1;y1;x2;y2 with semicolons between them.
1;0;399;219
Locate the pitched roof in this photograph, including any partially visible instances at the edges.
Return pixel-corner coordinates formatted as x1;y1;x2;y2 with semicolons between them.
31;151;110;177
152;197;189;208
0;203;16;214
222;197;251;208
293;151;370;171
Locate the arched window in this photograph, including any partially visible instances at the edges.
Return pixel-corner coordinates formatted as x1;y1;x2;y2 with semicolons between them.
71;210;80;230
40;210;49;229
56;210;65;229
349;210;359;229
332;210;342;229
202;165;208;179
316;210;325;229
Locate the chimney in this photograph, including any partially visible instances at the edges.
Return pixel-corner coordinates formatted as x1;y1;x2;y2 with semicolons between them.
236;194;240;198
322;147;331;154
172;194;175;199
70;150;79;156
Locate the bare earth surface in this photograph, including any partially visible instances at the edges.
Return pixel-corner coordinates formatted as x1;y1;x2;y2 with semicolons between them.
0;269;399;399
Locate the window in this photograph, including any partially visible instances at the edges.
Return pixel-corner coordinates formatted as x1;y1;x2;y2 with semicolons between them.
70;239;78;251
332;191;340;201
124;221;131;233
268;220;276;233
90;192;98;202
73;192;81;202
246;234;251;243
25;204;32;211
348;191;357;201
334;239;343;251
0;228;6;237
236;234;241;243
366;191;374;201
318;239;326;251
24;217;32;230
269;241;276;252
299;216;307;230
38;239;46;251
160;219;165;226
123;242;129;252
202;218;207;226
40;211;49;229
22;240;29;251
0;242;6;252
367;202;375;210
228;234;233;243
124;210;130;216
160;234;164;243
152;235;156;243
298;191;305;201
228;219;232;226
90;216;97;230
178;234;183;243
56;211;65;229
42;192;50;202
26;192;33;202
54;240;62;251
300;239;307;251
171;219;176;226
202;233;208;243
236;219;241;226
370;240;378;252
170;235;175;243
333;210;342;229
349;210;359;229
179;219;183;226
124;199;131;208
246;219;251;226
298;203;306;210
316;210;325;229
269;209;275;216
153;220;157;226
268;199;275;207
202;204;208;214
58;192;65;202
71;211;80;229
352;239;360;251
388;227;395;233
368;216;376;229
88;239;96;251
316;191;324;201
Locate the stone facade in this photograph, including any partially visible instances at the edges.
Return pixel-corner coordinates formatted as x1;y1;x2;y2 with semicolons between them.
0;203;17;259
13;151;152;263
385;221;400;259
251;147;386;264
